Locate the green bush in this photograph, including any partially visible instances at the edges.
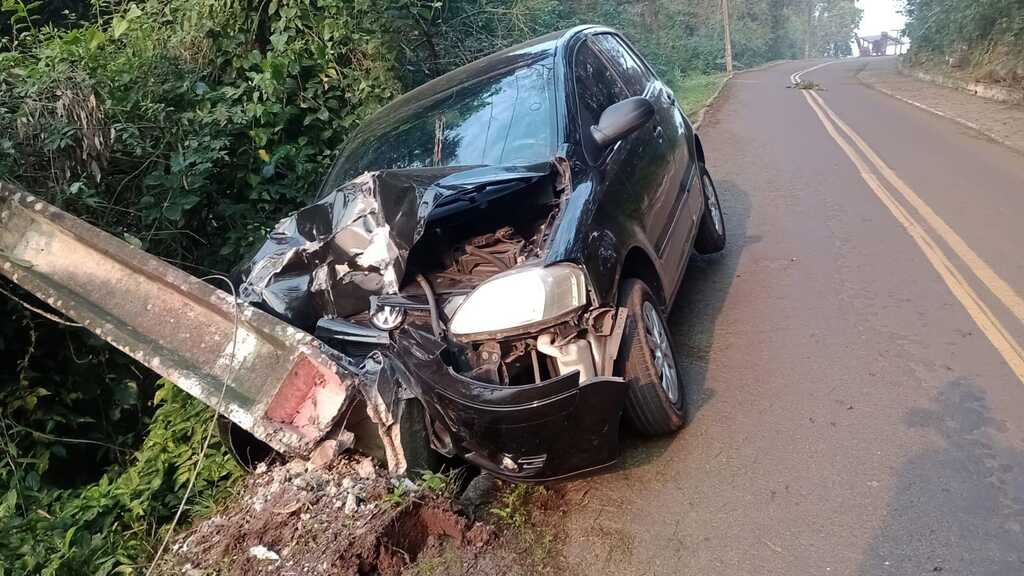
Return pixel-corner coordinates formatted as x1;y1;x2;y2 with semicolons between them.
905;0;1024;84
2;0;420;268
905;0;1024;56
2;1;422;571
0;380;242;576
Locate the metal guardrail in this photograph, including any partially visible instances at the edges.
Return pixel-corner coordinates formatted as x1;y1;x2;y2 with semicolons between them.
0;183;354;456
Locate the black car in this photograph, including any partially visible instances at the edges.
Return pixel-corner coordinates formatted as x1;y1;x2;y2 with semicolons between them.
237;25;726;481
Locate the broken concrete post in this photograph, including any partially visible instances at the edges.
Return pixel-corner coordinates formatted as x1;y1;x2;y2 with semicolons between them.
0;183;355;458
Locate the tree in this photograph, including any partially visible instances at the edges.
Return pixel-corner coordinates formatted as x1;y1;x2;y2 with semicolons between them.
722;0;734;72
769;0;789;58
802;0;862;58
804;0;815;58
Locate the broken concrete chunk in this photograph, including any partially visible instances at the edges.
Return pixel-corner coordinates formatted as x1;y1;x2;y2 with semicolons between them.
394;477;418;493
285;459;307;478
292;471;326;492
337;429;356;451
307;441;337;471
248;545;281;561
355;456;376;479
306;429;357;472
344;492;359;514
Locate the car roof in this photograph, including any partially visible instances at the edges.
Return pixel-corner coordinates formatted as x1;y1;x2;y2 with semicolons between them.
358;26;615;129
375;30;563;118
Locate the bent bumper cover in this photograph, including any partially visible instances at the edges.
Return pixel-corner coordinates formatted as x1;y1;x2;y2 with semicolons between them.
366;327;628;481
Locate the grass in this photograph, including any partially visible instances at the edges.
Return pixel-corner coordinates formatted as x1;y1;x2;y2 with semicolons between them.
490;484;555;563
489;483;534;530
670;71;731;117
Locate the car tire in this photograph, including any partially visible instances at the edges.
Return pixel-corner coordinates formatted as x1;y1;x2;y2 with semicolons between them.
694;165;726;255
616;279;686;435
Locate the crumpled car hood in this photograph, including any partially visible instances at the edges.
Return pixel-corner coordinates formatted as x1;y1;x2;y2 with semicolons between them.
236;162;553;330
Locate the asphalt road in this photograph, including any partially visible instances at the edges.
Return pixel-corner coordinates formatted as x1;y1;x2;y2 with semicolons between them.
557;57;1024;575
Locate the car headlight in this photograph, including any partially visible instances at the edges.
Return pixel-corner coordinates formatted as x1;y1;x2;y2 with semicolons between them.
448;263;588;339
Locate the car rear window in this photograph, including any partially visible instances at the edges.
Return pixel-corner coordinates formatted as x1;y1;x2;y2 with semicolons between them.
324;59;557;187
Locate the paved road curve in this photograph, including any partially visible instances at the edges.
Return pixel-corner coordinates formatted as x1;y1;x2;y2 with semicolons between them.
557;57;1024;575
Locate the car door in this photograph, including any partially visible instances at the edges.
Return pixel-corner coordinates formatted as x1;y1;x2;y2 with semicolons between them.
587;35;695;294
655;87;701;301
570;36;664;248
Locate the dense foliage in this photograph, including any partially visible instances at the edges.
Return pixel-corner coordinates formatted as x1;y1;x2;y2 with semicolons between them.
0;0;859;572
904;0;1024;84
0;380;240;574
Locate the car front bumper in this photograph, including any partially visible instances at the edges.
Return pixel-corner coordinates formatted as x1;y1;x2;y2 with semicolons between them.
361;325;628;482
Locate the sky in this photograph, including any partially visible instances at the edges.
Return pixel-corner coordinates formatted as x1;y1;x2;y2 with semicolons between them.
856;0;907;37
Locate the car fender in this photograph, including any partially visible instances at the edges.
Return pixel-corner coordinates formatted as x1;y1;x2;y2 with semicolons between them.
544;167;669;308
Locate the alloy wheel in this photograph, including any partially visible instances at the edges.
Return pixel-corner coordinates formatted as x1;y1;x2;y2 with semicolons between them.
704;173;724;235
642;301;679;404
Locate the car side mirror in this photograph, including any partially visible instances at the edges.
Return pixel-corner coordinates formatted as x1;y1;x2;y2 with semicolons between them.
590;96;655;148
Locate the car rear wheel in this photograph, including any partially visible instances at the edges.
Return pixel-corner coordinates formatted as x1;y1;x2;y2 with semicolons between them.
694;165;726;254
616;279;686;435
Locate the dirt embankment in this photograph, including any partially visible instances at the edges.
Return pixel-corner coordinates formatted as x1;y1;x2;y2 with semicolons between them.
908;43;1024;93
158;456;574;576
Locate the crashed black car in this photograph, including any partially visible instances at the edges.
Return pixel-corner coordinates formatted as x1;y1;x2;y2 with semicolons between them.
236;25;726;481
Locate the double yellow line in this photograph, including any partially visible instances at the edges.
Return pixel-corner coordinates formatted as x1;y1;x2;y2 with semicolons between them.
797;71;1024;384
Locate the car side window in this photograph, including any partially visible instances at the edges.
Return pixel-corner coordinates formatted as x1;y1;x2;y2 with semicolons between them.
573;38;630;162
590;34;653;97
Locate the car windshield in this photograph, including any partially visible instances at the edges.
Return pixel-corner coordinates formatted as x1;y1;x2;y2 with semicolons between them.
322;58;557;190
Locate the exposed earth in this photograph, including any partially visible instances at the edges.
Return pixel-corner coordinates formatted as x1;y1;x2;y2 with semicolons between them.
159;457;571;576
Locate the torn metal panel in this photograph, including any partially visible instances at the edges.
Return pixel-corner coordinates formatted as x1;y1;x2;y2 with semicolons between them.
354;353;416;476
585;306;629;377
0;183;353;456
237;170;436;330
315;318;391;346
236;163;554;330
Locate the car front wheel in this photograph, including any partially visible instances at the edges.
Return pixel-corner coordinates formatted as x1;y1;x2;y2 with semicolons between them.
616;279;686;435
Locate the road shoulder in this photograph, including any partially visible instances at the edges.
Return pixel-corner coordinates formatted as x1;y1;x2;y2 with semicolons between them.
857;58;1024;155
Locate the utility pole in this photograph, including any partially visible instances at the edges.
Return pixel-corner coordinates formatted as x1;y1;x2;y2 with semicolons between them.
721;0;733;73
804;0;815;59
